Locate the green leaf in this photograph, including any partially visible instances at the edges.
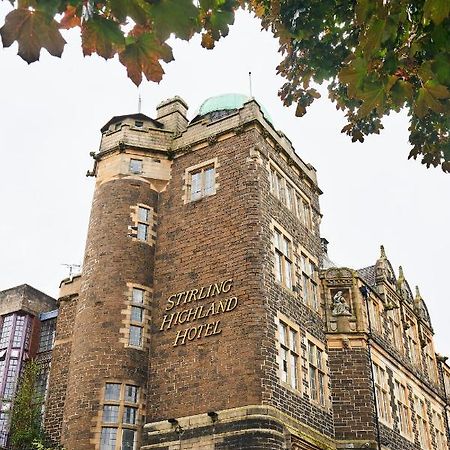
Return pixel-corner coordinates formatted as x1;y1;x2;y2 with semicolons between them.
81;15;125;59
424;80;450;99
0;8;66;63
150;0;199;41
339;58;368;97
433;54;450;85
362;18;385;56
423;0;450;25
108;0;149;25
119;32;174;85
358;82;385;117
415;86;446;118
390;80;413;107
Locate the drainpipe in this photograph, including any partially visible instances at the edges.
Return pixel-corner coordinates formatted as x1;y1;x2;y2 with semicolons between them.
360;285;382;450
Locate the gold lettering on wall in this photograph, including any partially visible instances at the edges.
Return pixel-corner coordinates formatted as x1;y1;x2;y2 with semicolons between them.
159;279;238;346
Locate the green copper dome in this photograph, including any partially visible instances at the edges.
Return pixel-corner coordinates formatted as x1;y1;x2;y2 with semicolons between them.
196;93;272;124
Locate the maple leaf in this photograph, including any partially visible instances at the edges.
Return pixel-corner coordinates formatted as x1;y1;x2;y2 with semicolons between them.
81;15;125;59
0;8;66;63
59;5;81;30
119;32;174;85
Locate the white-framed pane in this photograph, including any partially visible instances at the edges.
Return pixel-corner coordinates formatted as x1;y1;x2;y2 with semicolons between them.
129;326;143;347
190;171;202;200
284;260;292;289
316;348;323;370
308;342;315;364
311;284;318;310
138;207;149;222
300;255;307;274
137;223;148;241
103;405;119;424
289;329;297;352
123;406;138;425
273;229;281;249
279;323;287;347
100;427;117;450
285;184;292;210
304;202;311;227
271;170;279;197
318;372;325;405
309;366;317;400
121;428;136;450
277;175;285;203
303;278;309;303
129;159;143;174
105;383;121;401
124;385;138;403
281;348;288;382
204;166;215;195
132;288;144;304
131;307;143;323
289;354;298;389
274;252;282;282
282;237;290;256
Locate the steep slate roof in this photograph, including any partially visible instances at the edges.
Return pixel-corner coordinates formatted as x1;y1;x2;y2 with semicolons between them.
357;265;376;286
100;113;163;132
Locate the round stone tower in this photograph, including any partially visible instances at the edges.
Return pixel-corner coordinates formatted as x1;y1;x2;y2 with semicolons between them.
60;99;187;450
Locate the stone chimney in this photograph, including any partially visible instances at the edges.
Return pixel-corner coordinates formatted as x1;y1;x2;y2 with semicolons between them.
156;96;188;133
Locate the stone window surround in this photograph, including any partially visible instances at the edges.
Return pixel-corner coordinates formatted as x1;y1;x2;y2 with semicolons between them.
304;330;330;410
414;393;432;450
431;408;447;450
298;246;320;314
372;357;393;427
92;380;144;450
270;220;296;293
182;157;220;204
275;312;301;395
274;313;331;410
120;284;151;351
129;204;156;246
268;159;313;231
392;375;414;441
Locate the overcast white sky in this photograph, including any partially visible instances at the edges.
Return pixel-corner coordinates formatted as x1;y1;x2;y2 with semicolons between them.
0;6;449;355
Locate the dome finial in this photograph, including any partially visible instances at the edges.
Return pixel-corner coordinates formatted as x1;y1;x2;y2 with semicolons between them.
398;265;404;280
380;245;386;258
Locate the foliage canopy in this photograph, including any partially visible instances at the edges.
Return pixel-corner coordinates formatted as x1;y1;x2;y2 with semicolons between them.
1;0;449;171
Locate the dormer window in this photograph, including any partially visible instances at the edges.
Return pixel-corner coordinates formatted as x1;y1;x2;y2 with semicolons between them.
129;159;143;174
134;120;144;128
114;122;122;131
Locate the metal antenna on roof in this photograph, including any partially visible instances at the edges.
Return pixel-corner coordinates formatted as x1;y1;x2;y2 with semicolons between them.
62;263;81;281
138;90;142;113
248;72;253;98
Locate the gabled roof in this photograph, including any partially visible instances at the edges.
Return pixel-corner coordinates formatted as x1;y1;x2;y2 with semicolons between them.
100;113;164;132
358;265;376;286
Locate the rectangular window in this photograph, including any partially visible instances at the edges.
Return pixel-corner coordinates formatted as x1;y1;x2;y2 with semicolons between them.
278;320;299;390
134;120;144;128
130;307;143;323
406;321;420;368
129;326;143;347
300;253;319;312
105;383;121;402
136;206;150;242
38;319;56;353
188;164;215;201
423;336;437;382
432;409;447;450
129;159;143;174
373;363;391;424
273;229;293;290
0;315;13;348
100;427;117;450
100;384;139;450
308;341;326;406
131;288;144;304
394;380;412;438
415;396;431;449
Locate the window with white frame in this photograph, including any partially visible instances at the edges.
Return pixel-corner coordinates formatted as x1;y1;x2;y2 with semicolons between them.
269;165;312;230
368;299;382;333
299;252;319;312
100;383;140;450
423;334;437;382
277;319;299;390
394;379;412;438
128;288;146;349
373;363;391;424
129;159;143;174
187;163;215;201
432;409;447;450
273;228;293;290
136;206;151;242
406;318;420;368
414;396;431;449
307;340;327;407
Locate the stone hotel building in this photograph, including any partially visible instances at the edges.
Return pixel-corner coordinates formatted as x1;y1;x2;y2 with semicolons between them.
1;94;449;450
